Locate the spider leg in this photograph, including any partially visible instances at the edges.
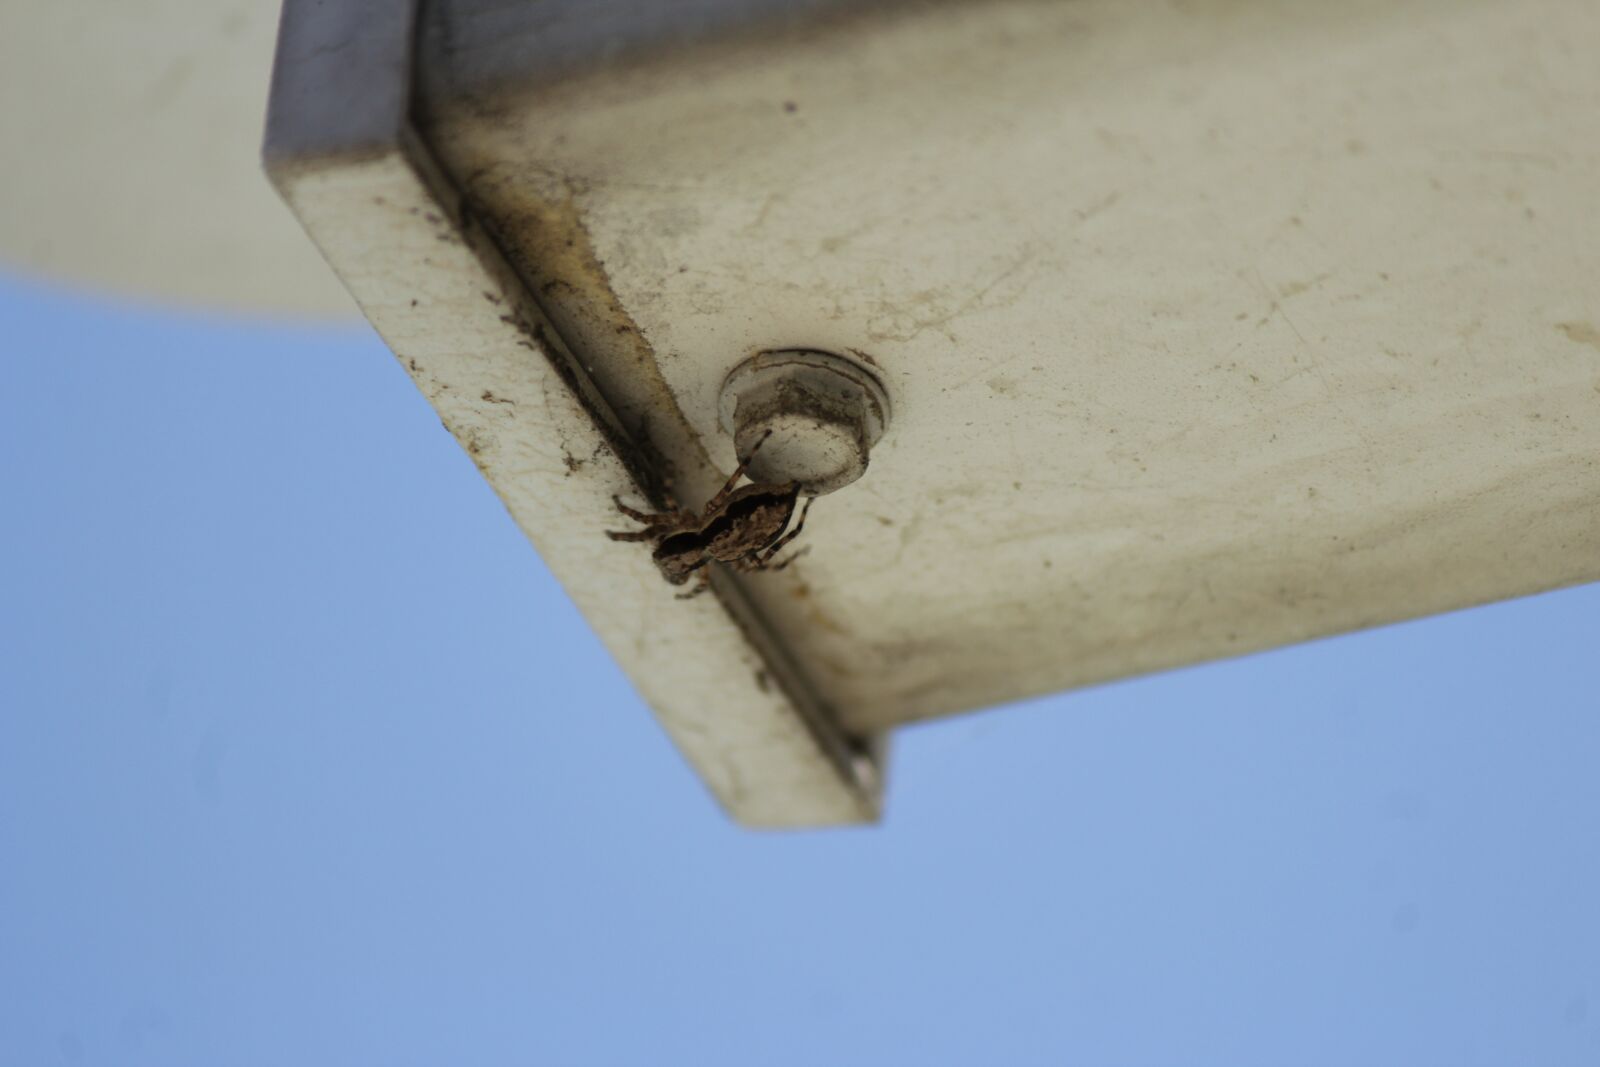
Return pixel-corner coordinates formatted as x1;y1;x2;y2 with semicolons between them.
674;570;713;600
612;495;683;526
766;545;811;572
606;528;665;543
728;542;810;574
703;429;774;514
758;495;815;563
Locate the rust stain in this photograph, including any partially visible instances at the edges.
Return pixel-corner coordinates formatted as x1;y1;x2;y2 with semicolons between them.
1556;321;1600;352
450;166;716;509
807;606;853;638
1278;272;1331;300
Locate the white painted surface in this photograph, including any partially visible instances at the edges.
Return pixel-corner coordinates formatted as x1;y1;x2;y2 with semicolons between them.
424;0;1600;731
265;0;879;826
271;147;880;825
28;0;1595;822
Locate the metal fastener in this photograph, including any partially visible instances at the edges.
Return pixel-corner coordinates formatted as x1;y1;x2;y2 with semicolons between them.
718;349;890;495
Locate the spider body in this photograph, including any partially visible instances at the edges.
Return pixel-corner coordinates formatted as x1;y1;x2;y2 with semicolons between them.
607;435;814;596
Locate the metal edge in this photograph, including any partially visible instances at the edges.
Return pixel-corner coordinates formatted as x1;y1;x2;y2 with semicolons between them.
262;0;882;827
414;0;868;101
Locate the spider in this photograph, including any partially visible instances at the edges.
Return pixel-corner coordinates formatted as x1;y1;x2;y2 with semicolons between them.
606;432;815;598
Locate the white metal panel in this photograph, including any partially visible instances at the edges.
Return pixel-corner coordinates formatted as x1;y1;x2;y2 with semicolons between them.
265;0;880;827
418;0;1600;735
264;0;1600;825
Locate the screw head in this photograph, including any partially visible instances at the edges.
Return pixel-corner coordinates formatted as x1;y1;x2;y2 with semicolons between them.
719;350;890;495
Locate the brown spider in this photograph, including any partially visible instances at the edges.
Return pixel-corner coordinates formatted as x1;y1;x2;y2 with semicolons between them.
607;432;814;598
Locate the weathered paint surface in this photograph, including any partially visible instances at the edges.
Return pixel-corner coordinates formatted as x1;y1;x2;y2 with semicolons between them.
266;0;879;826
419;0;1600;732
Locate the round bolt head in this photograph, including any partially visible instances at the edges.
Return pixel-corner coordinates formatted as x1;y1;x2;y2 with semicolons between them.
734;408;867;493
720;350;890;496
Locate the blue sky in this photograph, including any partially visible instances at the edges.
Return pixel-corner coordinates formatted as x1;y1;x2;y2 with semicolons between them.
2;272;1597;1066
